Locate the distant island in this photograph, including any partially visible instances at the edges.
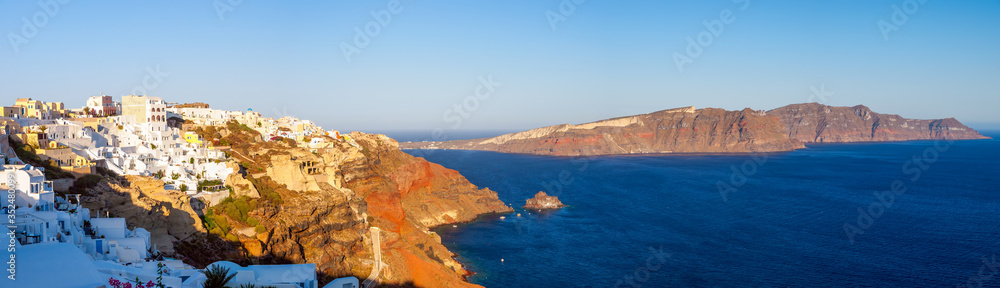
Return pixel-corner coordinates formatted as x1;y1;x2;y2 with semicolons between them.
400;103;990;156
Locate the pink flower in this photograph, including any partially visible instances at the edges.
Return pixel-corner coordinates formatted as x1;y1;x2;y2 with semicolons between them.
124;282;132;288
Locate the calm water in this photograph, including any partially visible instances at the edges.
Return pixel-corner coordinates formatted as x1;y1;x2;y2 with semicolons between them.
405;131;1000;287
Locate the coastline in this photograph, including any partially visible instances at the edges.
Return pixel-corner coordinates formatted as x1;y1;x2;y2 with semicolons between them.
430;212;514;285
403;137;993;158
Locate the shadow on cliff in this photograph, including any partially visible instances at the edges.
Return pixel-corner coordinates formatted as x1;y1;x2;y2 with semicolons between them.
175;235;426;287
175;232;424;287
84;176;420;287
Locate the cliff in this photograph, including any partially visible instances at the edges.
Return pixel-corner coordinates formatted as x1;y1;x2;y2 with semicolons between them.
400;104;988;156
400;106;805;156
164;123;512;287
767;103;990;143
81;176;206;255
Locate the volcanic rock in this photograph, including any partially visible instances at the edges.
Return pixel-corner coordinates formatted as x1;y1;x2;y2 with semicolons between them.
400;106;804;155
767;103;989;143
523;192;566;210
400;104;989;156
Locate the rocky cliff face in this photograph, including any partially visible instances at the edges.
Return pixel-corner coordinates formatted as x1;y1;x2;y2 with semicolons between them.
401;104;989;156
400;106;805;155
166;125;511;287
342;132;512;286
81;176;206;255
767;103;989;143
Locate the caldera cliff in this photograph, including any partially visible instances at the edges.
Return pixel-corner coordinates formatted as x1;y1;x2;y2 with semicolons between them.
400;104;988;156
401;106;805;156
767;103;989;143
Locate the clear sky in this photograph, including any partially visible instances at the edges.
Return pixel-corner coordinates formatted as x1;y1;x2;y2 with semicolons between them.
2;1;999;133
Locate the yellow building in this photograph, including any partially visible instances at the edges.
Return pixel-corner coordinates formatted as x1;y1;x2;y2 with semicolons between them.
19;132;48;148
44;101;64;111
184;131;203;145
44;102;67;118
37;146;94;173
72;154;93;167
15;98;44;118
36;146;73;166
12;98;66;119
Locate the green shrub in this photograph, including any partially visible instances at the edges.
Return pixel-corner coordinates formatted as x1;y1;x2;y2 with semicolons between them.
224;201;240;222
254;225;266;234
209;227;225;237
212;215;230;231
247;176;283;205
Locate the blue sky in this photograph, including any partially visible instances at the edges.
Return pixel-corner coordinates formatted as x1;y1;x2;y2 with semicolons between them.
2;1;998;133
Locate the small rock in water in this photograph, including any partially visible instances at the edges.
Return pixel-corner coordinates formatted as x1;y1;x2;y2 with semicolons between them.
523;191;567;210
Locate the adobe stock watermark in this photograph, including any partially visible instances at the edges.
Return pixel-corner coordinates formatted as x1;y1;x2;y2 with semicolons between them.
806;84;833;104
213;0;244;21
843;139;952;244
340;0;410;64
613;246;671;288
956;254;999;288
271;106;296;120
672;0;750;73
716;152;768;202
6;173;17;281
130;65;169;96
877;0;929;41
406;74;501;159
7;0;71;54
540;155;592;198
545;0;587;32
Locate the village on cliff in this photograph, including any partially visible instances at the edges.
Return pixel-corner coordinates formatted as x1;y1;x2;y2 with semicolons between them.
2;95;361;288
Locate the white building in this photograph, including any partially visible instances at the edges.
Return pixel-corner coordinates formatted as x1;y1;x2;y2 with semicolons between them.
86;94;119;116
121;95;168;132
184;261;320;288
1;164;54;211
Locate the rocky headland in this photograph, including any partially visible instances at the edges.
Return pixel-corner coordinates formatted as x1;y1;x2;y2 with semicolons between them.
767;103;989;143
399;104;988;156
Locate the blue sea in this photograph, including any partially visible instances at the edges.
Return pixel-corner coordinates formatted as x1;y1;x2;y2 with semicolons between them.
403;131;1000;288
